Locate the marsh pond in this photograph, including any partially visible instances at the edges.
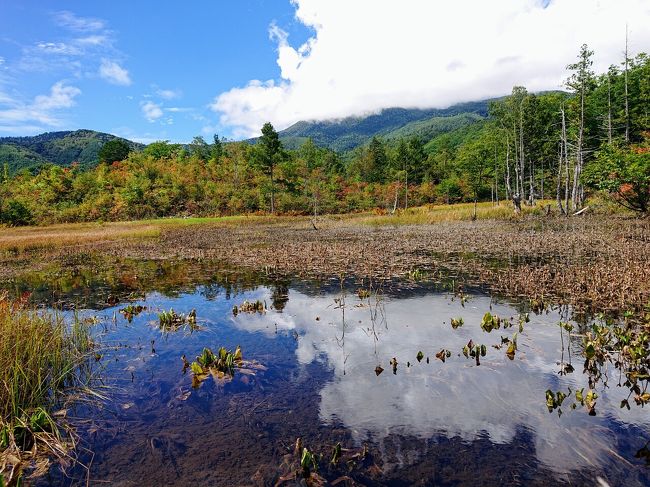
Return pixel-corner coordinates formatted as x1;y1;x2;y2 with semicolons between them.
9;260;650;486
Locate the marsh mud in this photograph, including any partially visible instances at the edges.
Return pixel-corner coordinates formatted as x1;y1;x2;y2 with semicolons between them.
16;263;650;486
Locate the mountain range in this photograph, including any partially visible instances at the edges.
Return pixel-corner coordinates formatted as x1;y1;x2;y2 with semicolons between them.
0;99;492;174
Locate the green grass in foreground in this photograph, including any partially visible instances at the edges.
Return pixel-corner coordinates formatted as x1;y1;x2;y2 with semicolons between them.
0;293;97;483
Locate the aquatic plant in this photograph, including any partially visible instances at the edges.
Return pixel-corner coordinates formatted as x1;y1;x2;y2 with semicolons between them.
187;345;263;387
157;308;198;331
544;387;599;417
480;312;502;332
577;313;650;413
462;340;487;366
435;349;452;362
357;288;371;299
300;447;319;477
119;304;146;323
450;317;464;329
275;438;370;484
232;300;266;316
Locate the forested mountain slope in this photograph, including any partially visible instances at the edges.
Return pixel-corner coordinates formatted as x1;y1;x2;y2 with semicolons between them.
0;130;143;174
275;99;491;151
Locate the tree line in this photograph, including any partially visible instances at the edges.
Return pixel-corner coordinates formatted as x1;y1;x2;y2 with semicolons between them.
0;43;648;225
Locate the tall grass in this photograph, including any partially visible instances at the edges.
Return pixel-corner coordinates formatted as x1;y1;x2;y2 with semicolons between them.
0;293;96;483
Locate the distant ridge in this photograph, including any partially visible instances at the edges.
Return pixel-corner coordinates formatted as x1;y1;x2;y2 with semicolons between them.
272;99;493;152
0;129;143;174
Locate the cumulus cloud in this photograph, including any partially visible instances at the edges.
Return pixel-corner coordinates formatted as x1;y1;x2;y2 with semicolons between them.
211;0;650;137
99;59;132;86
0;81;81;132
141;101;163;122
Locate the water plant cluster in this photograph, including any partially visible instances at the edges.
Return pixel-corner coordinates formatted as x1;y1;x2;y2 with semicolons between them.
184;345;266;388
274;437;371;485
232;300;266;316
582;312;650;411
119;304;146;323
157;308;197;331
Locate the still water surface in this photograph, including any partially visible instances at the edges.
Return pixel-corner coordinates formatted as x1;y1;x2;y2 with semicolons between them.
33;276;649;486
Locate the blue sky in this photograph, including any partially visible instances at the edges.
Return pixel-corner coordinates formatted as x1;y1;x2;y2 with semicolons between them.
0;0;311;142
0;0;648;142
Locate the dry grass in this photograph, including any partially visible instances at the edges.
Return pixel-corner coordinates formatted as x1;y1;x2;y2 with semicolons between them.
357;200;552;225
0;214;292;254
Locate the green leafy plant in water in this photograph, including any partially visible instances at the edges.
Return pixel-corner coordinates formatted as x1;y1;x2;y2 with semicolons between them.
416;351;424;362
559;321;573;332
119;304;146;323
462;340;486;365
330;442;342;465
301;447;319;477
158;308;199;332
505;332;518;360
188;345;259;388
450;317;464;329
480;312;502;333
545;389;568;415
357;289;371;299
518;313;529;332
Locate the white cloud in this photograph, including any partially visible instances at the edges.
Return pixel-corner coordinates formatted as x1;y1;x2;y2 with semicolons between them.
0;81;81;132
35;42;82;56
166;107;192;113
141;101;163;122
156;88;182;100
211;0;650;137
32;81;81;110
99;59;132;86
54;11;105;32
75;35;110;47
